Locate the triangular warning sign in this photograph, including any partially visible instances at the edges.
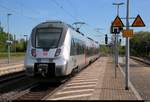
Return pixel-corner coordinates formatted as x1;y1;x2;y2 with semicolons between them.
132;15;145;27
112;16;124;27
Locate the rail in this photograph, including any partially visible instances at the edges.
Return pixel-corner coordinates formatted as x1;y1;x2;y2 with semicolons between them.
0;71;26;84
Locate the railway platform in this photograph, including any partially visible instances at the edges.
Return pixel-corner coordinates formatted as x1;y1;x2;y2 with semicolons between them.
0;60;24;76
0;58;23;67
0;64;24;76
44;57;142;100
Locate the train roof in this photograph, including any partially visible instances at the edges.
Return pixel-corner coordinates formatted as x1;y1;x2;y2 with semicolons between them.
36;20;98;43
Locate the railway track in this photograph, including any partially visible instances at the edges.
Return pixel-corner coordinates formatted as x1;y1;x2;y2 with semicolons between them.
0;71;38;101
14;74;81;100
0;71;25;85
14;71;82;101
3;67;92;100
0;81;38;101
0;77;71;101
16;82;60;100
0;70;71;101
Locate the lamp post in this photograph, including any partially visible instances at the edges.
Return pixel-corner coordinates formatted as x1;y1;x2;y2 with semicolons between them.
14;34;16;53
7;13;12;64
0;21;2;32
113;2;125;16
0;14;2;32
113;2;124;67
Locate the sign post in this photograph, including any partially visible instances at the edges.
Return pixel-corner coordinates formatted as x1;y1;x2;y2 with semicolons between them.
111;16;124;78
124;0;145;90
125;0;130;90
111;0;145;90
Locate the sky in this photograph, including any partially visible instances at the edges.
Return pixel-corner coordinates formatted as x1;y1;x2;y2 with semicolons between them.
0;0;149;44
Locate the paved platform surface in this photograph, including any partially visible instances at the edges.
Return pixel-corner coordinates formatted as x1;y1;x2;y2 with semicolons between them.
0;58;23;67
0;64;24;76
44;57;139;100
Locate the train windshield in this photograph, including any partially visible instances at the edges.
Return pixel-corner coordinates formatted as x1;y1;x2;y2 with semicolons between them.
35;28;62;48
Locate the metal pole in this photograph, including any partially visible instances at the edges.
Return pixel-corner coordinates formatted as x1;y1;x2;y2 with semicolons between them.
0;21;1;32
14;34;16;53
125;0;130;90
116;34;119;67
117;5;119;16
0;13;1;32
116;5;119;67
7;14;11;64
113;3;124;16
115;34;117;78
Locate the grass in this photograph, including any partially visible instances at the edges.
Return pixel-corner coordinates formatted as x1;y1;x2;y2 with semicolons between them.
0;52;25;59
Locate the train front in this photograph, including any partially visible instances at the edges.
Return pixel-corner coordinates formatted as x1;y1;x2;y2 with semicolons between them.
24;21;69;78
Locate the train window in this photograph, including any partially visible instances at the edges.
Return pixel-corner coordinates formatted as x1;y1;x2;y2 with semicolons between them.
35;28;62;48
70;38;85;56
86;46;95;57
70;39;76;55
75;38;84;55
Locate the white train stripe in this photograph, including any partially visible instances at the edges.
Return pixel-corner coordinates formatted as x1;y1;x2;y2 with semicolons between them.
50;93;92;100
56;89;94;95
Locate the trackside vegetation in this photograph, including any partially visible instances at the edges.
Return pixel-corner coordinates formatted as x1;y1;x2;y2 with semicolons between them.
100;31;150;58
130;31;150;58
0;31;26;59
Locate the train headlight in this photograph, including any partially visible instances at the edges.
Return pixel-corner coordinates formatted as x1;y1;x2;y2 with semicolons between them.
55;48;61;57
31;48;36;57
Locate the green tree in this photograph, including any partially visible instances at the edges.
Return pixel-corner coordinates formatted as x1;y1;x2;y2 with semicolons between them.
130;31;150;57
0;32;8;52
0;31;26;52
15;39;26;52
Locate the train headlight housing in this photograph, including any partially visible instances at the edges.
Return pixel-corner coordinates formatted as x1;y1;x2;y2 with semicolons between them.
55;48;61;57
31;48;36;57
